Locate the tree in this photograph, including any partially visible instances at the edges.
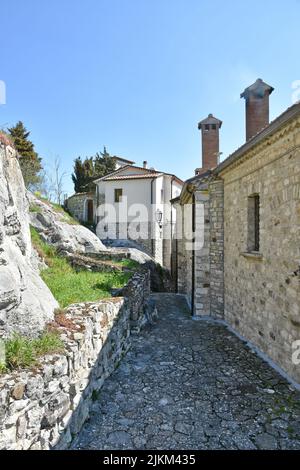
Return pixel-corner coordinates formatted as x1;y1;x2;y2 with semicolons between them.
94;146;116;177
72;157;94;193
48;156;66;205
8;121;42;189
72;147;116;193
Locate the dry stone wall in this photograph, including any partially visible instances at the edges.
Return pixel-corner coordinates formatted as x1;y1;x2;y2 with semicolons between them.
0;269;152;450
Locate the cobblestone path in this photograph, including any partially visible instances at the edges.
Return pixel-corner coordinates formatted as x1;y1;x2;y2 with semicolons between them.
73;294;300;450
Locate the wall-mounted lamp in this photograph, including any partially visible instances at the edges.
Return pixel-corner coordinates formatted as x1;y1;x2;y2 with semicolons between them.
155;209;163;229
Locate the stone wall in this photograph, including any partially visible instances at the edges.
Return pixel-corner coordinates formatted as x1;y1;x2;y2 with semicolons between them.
194;190;211;316
221;116;300;383
209;179;224;319
176;202;193;307
0;270;152;450
123;268;152;332
175;177;225;319
66;193;96;223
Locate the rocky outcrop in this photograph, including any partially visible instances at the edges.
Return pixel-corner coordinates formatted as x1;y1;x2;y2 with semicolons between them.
0;143;57;338
28;192;107;254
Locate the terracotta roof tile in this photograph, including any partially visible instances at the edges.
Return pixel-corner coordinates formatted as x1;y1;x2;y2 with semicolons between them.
104;173;163;181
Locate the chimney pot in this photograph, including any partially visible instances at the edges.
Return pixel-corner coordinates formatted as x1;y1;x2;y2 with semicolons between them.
143;160;148;169
241;78;274;141
197;114;222;170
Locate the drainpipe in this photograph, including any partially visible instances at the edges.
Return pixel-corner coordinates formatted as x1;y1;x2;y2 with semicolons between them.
170;177;174;272
151;178;155;257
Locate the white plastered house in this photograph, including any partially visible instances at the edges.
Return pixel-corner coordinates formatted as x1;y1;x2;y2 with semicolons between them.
94;159;183;268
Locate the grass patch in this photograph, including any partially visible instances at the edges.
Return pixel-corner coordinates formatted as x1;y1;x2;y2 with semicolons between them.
30;227;134;308
33;331;64;356
61;212;80;225
1;332;64;372
29;204;42;214
50;202;79;224
118;258;139;270
31;195;79;225
41;263;131;308
0;363;7;374
30;226;56;264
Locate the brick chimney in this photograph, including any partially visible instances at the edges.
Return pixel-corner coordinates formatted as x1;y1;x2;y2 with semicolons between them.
241;78;274;141
198;114;222;170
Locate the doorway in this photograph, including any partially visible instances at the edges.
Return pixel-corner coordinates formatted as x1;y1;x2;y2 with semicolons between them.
87;199;94;224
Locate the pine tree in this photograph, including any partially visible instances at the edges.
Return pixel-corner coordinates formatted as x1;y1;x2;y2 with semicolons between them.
72;147;116;193
8;121;42;189
72;157;85;193
94;147;116;177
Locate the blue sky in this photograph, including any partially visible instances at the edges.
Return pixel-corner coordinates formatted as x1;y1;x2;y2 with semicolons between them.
1;0;300;195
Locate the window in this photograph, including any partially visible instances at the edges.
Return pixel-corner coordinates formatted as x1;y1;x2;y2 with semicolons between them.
247;194;260;252
114;188;123;203
212;124;217;130
205;124;210;131
161;189;164;203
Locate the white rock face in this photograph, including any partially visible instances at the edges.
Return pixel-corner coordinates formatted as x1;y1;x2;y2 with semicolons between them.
102;239;154;264
0;144;58;337
28;192;107;254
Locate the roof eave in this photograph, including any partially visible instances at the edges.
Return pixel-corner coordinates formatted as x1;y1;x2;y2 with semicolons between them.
214;102;300;175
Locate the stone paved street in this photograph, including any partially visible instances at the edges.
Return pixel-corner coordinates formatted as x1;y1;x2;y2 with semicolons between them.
72;294;300;450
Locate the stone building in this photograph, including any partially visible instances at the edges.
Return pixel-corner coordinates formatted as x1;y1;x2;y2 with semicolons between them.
66;191;97;226
174;79;300;383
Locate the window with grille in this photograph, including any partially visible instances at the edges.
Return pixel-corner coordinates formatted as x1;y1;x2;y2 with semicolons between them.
247;194;260;252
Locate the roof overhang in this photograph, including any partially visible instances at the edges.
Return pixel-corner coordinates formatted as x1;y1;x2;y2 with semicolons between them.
214;102;300;176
